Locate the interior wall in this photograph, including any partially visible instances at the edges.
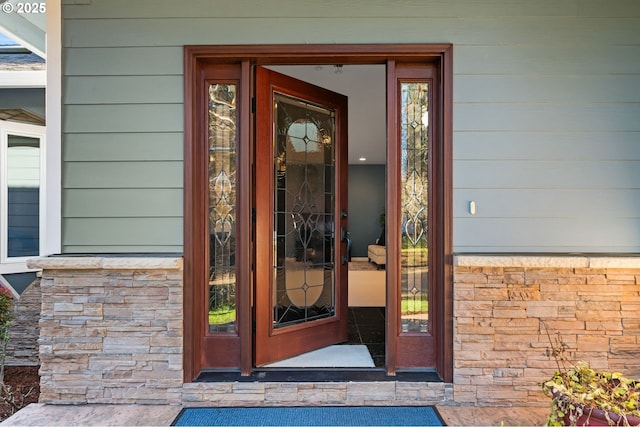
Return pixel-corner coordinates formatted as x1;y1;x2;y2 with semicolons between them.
348;164;385;257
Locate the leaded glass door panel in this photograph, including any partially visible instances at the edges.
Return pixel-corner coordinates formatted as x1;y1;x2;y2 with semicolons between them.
254;67;348;366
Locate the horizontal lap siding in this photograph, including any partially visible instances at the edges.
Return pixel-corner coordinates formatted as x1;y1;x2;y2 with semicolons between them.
62;2;185;253
449;0;640;251
61;0;640;253
60;45;185;251
454;40;640;250
61;0;581;19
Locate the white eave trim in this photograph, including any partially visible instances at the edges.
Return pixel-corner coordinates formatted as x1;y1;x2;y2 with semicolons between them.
0;70;46;88
0;1;46;59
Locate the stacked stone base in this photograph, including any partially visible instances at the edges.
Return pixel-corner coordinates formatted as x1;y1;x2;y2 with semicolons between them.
6;278;41;365
453;255;640;406
29;257;184;405
183;382;453;407
28;255;640;407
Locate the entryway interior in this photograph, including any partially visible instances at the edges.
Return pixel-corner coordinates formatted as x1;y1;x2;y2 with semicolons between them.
266;64;387;369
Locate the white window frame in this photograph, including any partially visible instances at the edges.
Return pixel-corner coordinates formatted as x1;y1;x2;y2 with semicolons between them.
0;0;61;275
0;121;46;274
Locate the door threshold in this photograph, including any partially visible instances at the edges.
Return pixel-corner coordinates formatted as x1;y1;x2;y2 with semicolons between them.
195;368;442;383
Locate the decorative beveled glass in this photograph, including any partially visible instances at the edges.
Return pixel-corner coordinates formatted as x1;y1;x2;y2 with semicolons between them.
273;92;337;329
208;83;237;333
400;82;430;334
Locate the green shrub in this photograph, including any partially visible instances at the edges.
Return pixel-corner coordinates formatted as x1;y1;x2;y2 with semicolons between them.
543;362;640;426
542;324;640;426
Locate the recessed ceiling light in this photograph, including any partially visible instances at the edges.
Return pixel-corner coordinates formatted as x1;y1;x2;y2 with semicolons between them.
359;157;366;162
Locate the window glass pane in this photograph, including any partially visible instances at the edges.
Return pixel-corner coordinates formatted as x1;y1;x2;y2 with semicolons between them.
208;83;237;333
7;135;40;258
400;82;429;334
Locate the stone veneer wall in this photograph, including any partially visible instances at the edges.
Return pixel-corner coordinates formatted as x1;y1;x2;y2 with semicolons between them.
29;256;454;407
28;254;640;407
182;382;453;407
28;257;184;404
6;277;41;365
453;255;640;406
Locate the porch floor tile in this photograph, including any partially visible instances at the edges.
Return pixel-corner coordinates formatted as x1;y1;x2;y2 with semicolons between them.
436;405;549;426
3;403;550;426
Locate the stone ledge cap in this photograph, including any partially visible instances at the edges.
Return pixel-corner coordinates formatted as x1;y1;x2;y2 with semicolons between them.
454;255;589;268
455;254;640;269
27;256;183;271
588;257;640;269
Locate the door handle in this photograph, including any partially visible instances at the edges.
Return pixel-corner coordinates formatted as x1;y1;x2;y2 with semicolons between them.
341;228;351;265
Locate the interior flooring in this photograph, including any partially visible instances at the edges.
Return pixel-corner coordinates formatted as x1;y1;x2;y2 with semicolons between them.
345;306;385;368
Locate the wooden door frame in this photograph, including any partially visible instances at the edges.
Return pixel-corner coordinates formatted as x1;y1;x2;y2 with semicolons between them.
184;44;453;382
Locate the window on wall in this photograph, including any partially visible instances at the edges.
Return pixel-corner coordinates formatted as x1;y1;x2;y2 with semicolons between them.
0;120;46;274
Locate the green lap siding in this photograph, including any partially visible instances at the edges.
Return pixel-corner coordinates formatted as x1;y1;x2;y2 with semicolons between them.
60;0;640;253
63;133;183;162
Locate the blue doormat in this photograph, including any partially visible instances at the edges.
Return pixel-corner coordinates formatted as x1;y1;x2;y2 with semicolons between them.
172;406;445;426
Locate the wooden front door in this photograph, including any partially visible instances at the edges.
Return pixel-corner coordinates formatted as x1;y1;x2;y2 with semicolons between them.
254;67;349;366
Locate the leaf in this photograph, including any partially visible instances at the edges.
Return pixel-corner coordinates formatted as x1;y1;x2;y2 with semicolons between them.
615;387;627;397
